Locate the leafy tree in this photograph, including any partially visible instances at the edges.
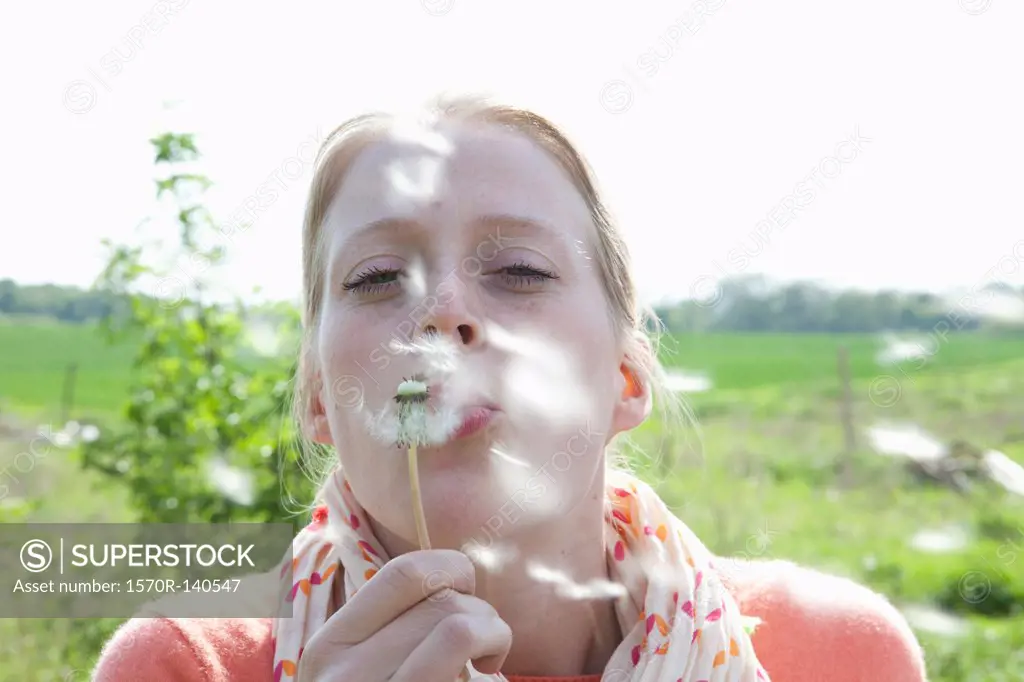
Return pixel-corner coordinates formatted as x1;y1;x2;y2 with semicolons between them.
81;131;315;525
4;131;323;680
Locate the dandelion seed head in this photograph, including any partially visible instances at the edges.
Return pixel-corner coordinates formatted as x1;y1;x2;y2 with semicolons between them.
362;334;469;448
366;395;460;448
396;379;429;401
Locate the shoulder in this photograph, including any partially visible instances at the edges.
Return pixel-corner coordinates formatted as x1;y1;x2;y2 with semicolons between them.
91;616;275;682
716;557;927;682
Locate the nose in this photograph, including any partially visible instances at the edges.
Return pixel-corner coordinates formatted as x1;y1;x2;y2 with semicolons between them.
424;322;474;345
419;279;482;348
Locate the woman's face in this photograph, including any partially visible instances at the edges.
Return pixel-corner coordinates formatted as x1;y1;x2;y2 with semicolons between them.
309;121;646;550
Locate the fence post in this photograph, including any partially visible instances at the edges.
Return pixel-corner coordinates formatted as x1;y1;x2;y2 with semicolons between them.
837;346;856;487
60;362;78;425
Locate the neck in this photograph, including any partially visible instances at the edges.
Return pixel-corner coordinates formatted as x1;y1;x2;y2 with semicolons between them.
367;473;622;677
476;516;623;676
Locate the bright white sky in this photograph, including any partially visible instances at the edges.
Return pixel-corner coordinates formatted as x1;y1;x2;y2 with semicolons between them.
4;0;1023;307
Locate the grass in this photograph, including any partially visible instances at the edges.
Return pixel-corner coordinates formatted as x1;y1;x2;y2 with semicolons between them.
0;319;139;416
1;320;1023;680
629;357;1024;680
659;330;1024;389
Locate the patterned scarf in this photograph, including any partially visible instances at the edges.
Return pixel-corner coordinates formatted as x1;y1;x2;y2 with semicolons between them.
271;467;770;681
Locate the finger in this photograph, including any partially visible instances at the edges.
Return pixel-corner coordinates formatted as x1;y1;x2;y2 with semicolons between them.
390;612;513;682
330;593;499;680
323;549;476;645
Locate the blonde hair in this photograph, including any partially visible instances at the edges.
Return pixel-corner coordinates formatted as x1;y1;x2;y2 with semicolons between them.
291;92;691;499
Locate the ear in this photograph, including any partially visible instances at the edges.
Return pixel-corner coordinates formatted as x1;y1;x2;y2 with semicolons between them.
303;370;335;446
610;353;653;437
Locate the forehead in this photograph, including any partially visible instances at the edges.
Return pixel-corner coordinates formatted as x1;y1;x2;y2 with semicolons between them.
325;121;594;244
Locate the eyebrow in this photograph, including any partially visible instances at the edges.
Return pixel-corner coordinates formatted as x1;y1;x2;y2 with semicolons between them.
335;216;422;252
471;213;569;246
339;212;572;252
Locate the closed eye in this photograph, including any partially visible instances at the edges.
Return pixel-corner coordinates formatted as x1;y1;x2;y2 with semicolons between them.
342;262;558;295
499;262;559;289
342;266;401;294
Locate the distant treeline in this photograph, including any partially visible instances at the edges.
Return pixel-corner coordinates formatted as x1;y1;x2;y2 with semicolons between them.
2;277;1022;334
0;279;127;323
652;276;1024;334
0;279;287;326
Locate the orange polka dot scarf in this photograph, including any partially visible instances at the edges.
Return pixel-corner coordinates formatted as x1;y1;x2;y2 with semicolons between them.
272;467;771;681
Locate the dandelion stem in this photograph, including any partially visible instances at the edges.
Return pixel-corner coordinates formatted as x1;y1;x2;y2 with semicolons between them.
409;440;469;680
396;375;469;681
408;443;432;550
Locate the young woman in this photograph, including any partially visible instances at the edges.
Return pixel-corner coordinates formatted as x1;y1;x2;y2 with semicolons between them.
93;94;927;681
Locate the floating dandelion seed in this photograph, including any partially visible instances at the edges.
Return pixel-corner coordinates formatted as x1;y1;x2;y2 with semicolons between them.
525;562;627;601
875;333;932;367
245;317;287;357
909;525;970;554
463;542;519;572
867;423;947;462
900;604;968;638
741;615;762;635
206;457;256;506
487;323;592;425
388;335;460;378
663;369;713;394
80;424;100;443
982;449;1024;496
489;445;530;469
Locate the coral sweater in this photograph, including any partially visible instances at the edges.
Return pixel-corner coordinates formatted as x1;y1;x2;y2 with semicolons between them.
92;558;927;681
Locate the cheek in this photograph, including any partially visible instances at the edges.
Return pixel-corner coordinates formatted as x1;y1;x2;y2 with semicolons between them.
316;312;405;500
317;310;397;421
495;286;619;415
557;299;620;435
498;303;618;449
551;295;620;392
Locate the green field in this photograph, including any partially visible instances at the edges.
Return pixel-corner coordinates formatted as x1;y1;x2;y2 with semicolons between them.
662;331;1024;387
0;319;139;416
1;320;1023;681
2;319;1021;413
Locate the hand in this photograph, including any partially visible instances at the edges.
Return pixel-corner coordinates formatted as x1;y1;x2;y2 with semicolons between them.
296;549;512;682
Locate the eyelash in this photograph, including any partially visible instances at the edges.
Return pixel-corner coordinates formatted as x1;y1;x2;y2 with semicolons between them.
342;261;558;294
502;261;559;288
341;265;398;294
